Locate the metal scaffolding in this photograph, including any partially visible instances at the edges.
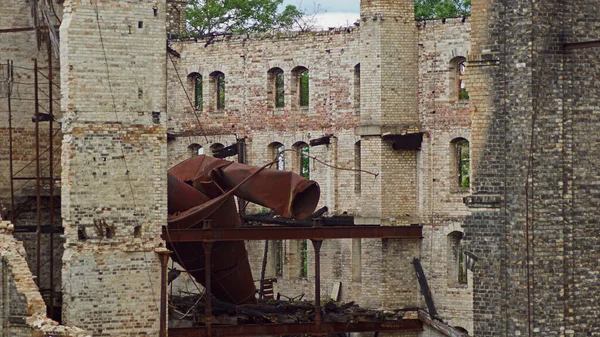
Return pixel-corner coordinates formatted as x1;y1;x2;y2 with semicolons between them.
163;222;424;337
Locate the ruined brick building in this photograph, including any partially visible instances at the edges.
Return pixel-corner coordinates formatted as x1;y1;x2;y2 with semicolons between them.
0;0;599;336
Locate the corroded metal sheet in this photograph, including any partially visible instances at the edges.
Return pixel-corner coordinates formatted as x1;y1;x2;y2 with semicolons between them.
166;155;320;305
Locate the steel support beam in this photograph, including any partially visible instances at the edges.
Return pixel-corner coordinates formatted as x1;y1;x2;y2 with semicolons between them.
163;225;422;242
169;320;423;337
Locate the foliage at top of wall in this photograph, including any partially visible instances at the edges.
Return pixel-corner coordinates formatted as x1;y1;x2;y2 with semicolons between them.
186;0;303;35
184;0;471;36
415;0;471;20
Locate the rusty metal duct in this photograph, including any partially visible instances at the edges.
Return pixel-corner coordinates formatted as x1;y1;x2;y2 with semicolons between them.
166;155;320;304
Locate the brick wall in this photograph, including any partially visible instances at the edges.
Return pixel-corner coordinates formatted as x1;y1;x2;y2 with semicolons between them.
165;0;474;333
0;1;63;207
60;0;167;336
0;222;89;337
466;0;600;335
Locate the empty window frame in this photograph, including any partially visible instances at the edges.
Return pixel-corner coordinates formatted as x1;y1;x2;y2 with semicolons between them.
300;239;308;277
187;143;203;157
351;238;361;282
210;143;224;157
269;142;285;170
447;231;467;285
354;141;361;194
268;68;285;108
452;138;470;189
450;57;469;101
188;72;203;110
268;240;284;277
293;142;310;179
210;71;225;111
354;64;360;111
458;60;469;100
292;67;309;108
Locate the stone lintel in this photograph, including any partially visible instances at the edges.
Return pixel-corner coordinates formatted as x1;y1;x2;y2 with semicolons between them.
463;194;502;209
355;124;421;137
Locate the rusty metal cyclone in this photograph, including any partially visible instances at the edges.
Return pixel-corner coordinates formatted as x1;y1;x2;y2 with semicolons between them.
167;155;321;305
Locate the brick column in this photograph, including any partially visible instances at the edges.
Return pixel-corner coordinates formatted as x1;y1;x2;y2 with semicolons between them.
60;1;167;336
357;0;419;313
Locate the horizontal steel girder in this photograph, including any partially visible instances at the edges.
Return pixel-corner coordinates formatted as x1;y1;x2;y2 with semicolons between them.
163;225;423;242
169;320;423;337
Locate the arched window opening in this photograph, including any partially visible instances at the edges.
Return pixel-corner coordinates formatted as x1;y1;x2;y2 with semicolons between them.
458;60;469;100
292;67;309;108
269;142;285;171
187;72;203;110
268;68;285;108
293;142;310;179
210;143;224;157
450;57;469;101
452;138;470;189
210;71;225;111
187;143;203;157
447;231;467;286
354;64;360;111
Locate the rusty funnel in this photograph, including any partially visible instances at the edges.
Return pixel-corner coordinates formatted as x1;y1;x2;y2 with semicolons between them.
167;155;320;304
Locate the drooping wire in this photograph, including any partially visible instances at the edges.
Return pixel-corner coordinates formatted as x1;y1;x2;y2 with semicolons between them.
168;53;209;143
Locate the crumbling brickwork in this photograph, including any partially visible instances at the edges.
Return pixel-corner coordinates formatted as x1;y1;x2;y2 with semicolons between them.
0;222;89;337
59;0;168;336
0;0;64;321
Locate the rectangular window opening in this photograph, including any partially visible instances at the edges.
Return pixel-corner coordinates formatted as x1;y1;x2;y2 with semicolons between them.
351;238;361;282
299;71;309;107
300;239;308;277
275;71;284;108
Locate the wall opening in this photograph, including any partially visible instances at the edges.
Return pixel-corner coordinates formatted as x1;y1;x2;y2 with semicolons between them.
293;142;309;179
185;73;201;110
268;68;285;108
447;231;467;286
351;238;361;282
187;143;204;157
187;72;203;110
451;138;470;190
267;240;284;278
354;63;360;112
450;57;469;101
268;142;285;170
210;143;224;157
292;66;309;108
210;71;225;111
354;141;361;194
300;239;308;277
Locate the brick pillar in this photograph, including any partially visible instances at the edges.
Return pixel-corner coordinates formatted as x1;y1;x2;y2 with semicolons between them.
356;0;419;312
357;0;419;221
166;0;186;37
60;1;167;336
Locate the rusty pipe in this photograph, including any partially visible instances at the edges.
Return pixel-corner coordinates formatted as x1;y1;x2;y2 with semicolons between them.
168;156;320;220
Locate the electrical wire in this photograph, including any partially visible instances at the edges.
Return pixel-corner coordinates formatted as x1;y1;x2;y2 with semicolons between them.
168;53;209;143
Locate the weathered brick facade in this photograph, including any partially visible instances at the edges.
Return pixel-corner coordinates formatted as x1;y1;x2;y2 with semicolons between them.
166;0;474;334
465;0;600;335
4;0;598;336
0;221;89;337
59;0;168;336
